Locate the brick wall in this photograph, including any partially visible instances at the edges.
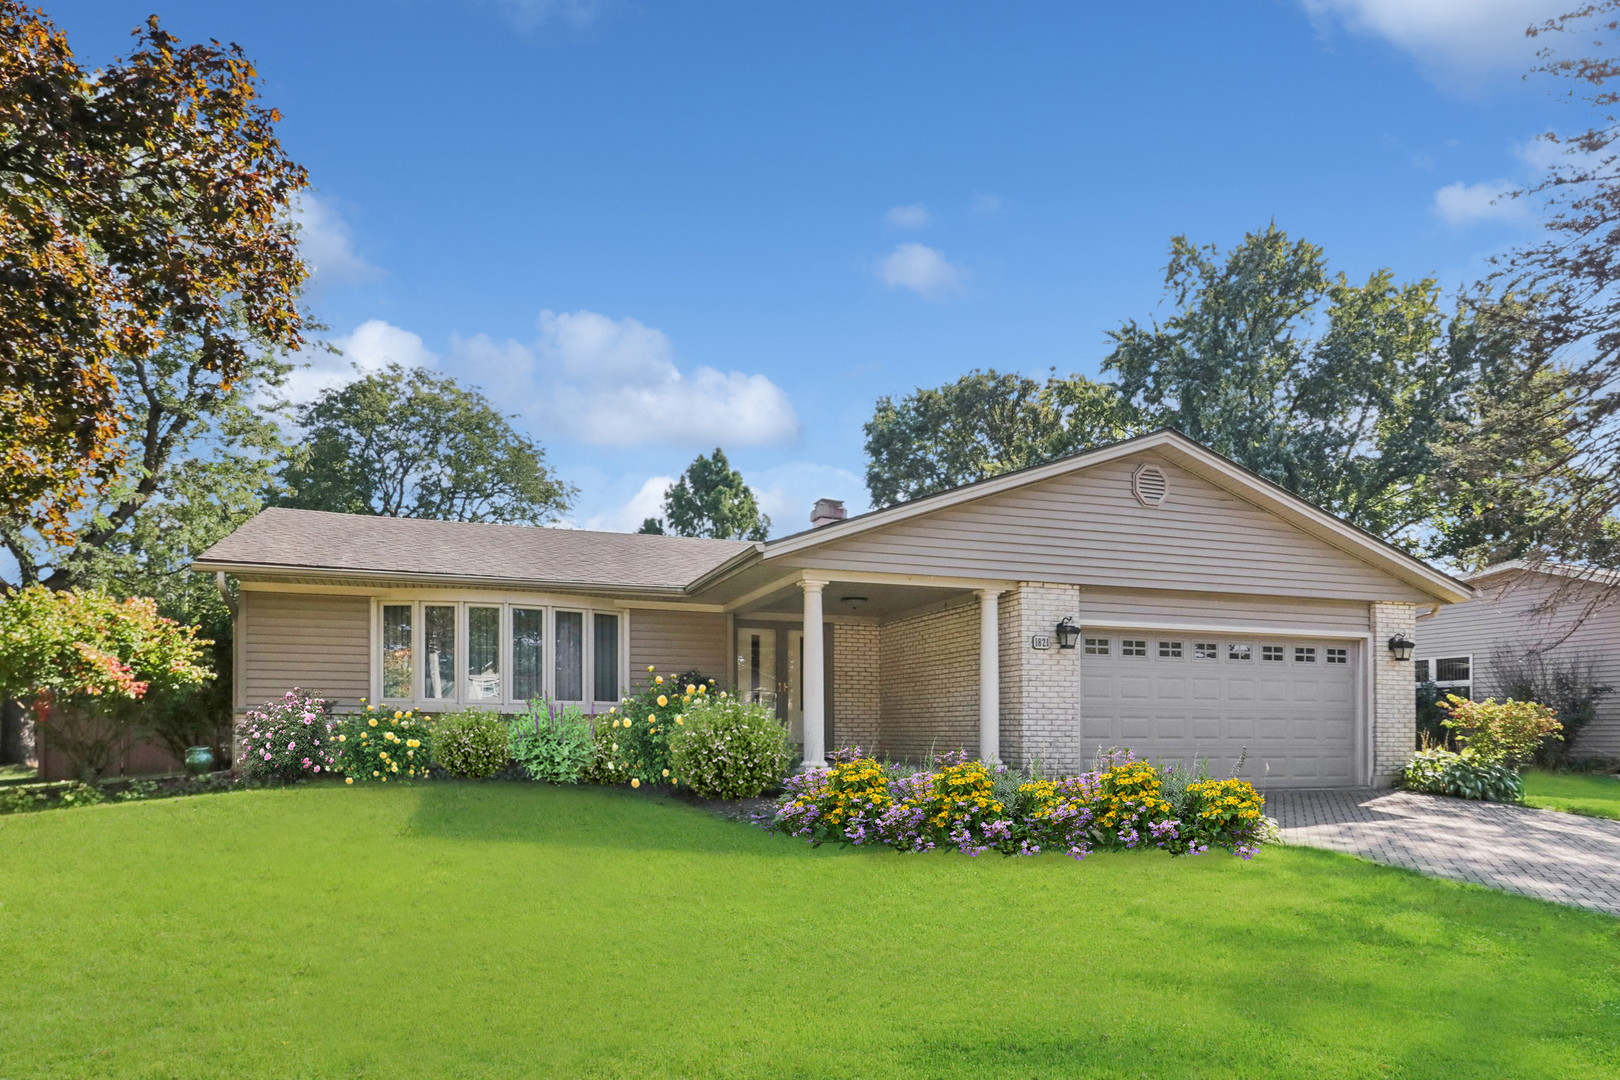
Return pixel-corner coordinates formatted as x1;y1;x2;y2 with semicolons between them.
832;622;880;754
878;601;978;761
1000;583;1082;771
1372;601;1418;781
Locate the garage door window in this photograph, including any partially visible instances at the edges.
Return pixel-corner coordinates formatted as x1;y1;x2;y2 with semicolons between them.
1158;640;1183;659
1262;644;1285;662
1326;647;1348;665
1122;638;1147;657
1228;644;1253;662
1294;646;1317;663
1084;637;1110;655
1194;641;1218;660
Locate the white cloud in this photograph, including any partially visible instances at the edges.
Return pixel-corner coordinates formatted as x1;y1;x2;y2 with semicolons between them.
583;474;674;532
885;203;932;228
283;319;437;403
878;242;965;300
1432;179;1526;224
1299;0;1564;73
970;192;1003;216
453;309;800;447
291;193;380;286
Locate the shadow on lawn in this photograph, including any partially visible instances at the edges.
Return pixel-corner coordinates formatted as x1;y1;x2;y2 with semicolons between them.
403;780;826;858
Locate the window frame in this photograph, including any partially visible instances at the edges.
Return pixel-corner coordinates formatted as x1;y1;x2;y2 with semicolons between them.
1416;653;1473;699
371;596;630;712
1121;638;1148;658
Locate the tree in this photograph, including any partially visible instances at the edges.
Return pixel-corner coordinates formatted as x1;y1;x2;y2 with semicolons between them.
1104;225;1539;549
1435;2;1620;576
0;6;308;544
277;364;575;524
0;586;212;779
642;449;769;540
864;370;1139;507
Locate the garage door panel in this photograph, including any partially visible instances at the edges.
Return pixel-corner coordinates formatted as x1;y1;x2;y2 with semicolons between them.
1081;630;1357;788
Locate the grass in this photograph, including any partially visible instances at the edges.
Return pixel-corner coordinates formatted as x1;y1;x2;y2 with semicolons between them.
1;783;1618;1079
1524;769;1620;821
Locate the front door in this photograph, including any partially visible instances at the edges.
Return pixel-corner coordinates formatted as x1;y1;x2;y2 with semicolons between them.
735;626;778;712
786;629;804;743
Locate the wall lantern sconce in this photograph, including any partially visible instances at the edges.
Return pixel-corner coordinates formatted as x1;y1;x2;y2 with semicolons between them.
1387;633;1415;661
1055;617;1081;650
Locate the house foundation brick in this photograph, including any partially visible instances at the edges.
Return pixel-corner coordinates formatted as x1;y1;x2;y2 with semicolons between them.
1371;601;1419;782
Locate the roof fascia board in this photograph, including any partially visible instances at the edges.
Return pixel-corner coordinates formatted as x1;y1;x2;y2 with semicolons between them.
682;542;766;594
195;559;692;599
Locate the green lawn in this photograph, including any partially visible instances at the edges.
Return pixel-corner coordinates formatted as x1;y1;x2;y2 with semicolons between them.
2;784;1618;1079
1524;770;1620;821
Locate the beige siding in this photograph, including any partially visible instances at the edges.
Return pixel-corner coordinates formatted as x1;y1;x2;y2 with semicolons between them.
240;591;370;710
1078;587;1371;634
792;453;1429;603
878;600;979;761
627;609;729;692
1419;574;1620;754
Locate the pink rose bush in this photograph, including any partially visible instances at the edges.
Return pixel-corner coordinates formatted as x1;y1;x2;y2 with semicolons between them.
236;689;338;782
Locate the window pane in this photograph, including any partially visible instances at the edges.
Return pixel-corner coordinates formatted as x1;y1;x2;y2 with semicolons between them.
512;608;545;703
1326;647;1348;665
466;606;501;701
555;611;584;701
593;613;620;702
1435;656;1471;682
382;604;413;698
423;605;456;700
1228;644;1253;662
1122;639;1147;657
1262;645;1285;662
1083;637;1109;655
1158;640;1183;659
1194;642;1218;660
1415;659;1431;682
1294;646;1317;663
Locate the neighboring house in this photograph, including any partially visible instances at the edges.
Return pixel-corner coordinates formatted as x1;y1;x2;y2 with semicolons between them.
193;430;1472;788
1416;561;1620;755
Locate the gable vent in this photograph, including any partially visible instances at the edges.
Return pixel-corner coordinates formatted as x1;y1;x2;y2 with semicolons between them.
1132;464;1169;507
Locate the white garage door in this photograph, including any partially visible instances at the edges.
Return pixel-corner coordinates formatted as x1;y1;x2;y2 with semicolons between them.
1079;631;1358;788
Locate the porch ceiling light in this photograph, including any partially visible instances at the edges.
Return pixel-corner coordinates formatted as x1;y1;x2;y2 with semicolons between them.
840;595;868;611
1055;616;1081;650
1387;633;1415;661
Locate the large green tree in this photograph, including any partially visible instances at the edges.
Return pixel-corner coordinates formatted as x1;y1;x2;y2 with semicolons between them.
0;6;308;545
864;370;1139;507
639;449;770;540
277;363;575;524
1104;225;1539;549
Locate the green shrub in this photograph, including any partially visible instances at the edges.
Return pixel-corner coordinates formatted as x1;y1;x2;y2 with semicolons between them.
335;704;432;783
433;709;509;778
0;786;42;814
587;666;720;787
56;781;107;809
1439;695;1562;766
1402;747;1522;802
668;696;792;799
508;699;593;783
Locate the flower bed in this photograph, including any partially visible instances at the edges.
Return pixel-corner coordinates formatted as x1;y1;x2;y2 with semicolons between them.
763;748;1266;859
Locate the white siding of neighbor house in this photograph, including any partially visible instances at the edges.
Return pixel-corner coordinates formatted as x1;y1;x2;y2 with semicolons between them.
626;608;729;692
1419;573;1620;755
239;590;370;710
1077;587;1372;634
788;453;1432;603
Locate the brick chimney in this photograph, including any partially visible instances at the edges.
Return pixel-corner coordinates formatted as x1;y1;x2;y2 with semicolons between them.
810;498;847;528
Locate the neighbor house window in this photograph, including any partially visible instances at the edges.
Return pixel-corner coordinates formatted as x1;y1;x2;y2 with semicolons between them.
1159;640;1183;659
1262;645;1285;662
1326;647;1348;665
593;613;620;702
511;608;545;703
1083;637;1109;655
382;604;413;698
423;605;456;700
1121;638;1147;657
466;606;501;701
1193;642;1218;660
1294;646;1317;663
1228;644;1253;662
1427;655;1473;699
555;610;584;701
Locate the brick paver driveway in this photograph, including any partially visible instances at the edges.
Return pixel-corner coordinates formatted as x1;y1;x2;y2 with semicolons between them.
1267;788;1620;916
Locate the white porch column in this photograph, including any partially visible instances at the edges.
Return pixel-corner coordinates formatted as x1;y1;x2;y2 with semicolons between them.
978;589;1003;764
801;579;828;768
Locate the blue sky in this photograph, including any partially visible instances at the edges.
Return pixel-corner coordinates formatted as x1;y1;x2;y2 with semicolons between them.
56;0;1583;534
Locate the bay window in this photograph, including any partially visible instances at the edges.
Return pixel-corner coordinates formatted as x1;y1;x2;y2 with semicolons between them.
593;613;620;703
466;606;501;701
423;605;456;700
554;610;584;702
382;605;413;698
512;608;545;703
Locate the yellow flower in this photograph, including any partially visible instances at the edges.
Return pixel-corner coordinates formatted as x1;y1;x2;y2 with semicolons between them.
338;734;347;742
647;713;656;723
608;707;617;715
647;665;655;672
369;718;377;727
407;738;419;748
345;776;354;784
372;770;379;777
612;743;619;751
655;675;664;685
394;711;403;719
662;769;670;777
657;695;668;707
631;778;641;788
686;684;697;694
719;691;727;699
676;717;684;725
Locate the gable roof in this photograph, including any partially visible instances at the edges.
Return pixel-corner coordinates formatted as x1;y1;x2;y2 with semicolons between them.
1465;559;1620;588
192;508;756;595
753;428;1473;604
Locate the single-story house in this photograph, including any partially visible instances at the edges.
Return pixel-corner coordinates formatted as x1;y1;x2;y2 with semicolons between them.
193;429;1473;788
1416;561;1620;755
